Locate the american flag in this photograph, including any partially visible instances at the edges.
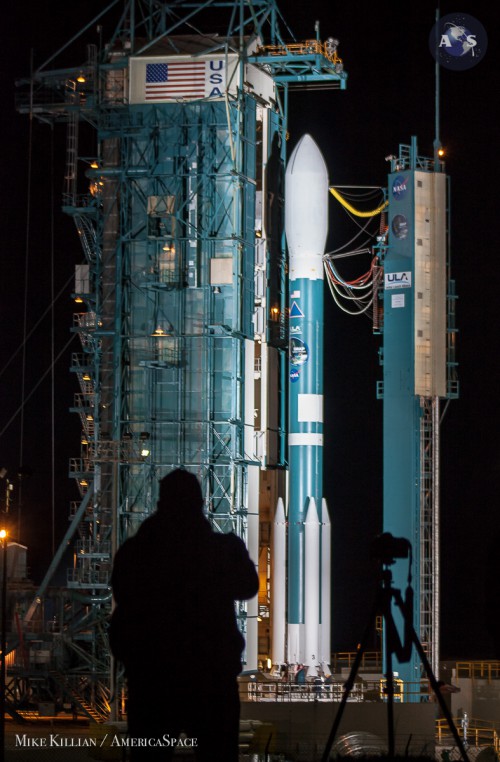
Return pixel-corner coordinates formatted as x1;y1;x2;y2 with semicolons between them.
145;61;207;100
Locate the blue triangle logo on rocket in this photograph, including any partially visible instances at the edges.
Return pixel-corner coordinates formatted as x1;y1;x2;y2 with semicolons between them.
290;301;305;319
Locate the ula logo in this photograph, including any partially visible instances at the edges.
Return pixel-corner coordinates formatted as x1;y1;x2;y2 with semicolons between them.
429;13;487;70
385;272;412;290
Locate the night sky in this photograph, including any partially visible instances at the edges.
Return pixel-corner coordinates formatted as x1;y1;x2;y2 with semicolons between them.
1;1;499;661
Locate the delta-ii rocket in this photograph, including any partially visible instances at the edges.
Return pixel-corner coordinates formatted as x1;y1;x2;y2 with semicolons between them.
272;134;331;676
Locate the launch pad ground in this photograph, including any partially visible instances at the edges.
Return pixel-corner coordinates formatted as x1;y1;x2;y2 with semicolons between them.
2;718;283;761
2;717;495;762
4;670;499;762
241;700;437;760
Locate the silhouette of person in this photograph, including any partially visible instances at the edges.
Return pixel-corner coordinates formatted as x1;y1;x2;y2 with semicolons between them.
109;469;259;761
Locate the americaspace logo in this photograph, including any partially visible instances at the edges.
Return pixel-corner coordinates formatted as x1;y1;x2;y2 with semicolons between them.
429;13;487;70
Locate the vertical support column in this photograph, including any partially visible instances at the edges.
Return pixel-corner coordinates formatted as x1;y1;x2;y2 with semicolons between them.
246;466;260;671
384;151;447;695
432;396;440;678
383;167;421;691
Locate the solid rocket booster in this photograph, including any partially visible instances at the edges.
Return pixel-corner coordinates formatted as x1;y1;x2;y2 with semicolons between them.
320;498;331;670
271;497;287;665
304;498;320;676
285;134;330;666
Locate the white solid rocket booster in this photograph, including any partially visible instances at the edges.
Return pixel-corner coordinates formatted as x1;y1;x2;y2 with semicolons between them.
305;497;320;676
272;497;287;666
320;498;331;671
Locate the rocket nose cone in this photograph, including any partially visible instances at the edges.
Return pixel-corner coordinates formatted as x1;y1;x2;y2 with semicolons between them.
275;497;286;523
285;134;329;259
287;134;328;180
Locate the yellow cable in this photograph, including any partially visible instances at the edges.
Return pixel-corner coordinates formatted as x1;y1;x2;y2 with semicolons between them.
329;187;388;218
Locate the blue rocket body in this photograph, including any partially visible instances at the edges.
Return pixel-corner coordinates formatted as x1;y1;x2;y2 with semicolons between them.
288;279;324;622
285;135;329;666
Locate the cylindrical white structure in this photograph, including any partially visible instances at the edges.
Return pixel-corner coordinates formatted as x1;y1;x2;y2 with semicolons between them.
285;133;329;278
320;498;331;671
271;497;287;666
245;466;260;671
304;497;320;677
286;133;329;666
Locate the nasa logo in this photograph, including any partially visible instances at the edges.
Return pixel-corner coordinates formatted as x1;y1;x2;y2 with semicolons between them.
392;175;409;200
429;13;487;71
290;368;300;383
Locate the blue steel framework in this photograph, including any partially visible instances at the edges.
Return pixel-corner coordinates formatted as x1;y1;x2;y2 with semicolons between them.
378;137;458;694
15;0;346;718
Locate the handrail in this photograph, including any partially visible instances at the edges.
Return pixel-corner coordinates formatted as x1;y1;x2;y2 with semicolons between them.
257;40;343;67
455;661;500;681
436;717;500;752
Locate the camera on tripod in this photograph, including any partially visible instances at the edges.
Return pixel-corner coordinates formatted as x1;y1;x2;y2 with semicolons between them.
370;532;411;565
321;533;469;762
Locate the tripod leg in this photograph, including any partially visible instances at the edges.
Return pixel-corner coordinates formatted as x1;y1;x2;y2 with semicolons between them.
384;635;395;760
393;591;470;762
320;607;378;762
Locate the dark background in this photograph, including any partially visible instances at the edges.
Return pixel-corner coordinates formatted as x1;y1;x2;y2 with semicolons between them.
1;1;498;660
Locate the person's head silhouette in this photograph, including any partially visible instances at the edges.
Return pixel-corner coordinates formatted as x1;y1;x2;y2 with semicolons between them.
158;468;204;518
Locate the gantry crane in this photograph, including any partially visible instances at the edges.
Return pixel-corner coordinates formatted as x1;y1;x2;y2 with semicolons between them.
14;0;346;716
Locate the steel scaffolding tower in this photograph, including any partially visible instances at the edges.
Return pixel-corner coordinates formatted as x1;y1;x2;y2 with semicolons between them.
15;0;346;717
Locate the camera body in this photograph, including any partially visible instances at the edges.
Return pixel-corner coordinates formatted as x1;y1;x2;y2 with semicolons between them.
371;532;410;566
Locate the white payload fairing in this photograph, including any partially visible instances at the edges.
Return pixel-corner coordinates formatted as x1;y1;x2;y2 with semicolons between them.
272;134;331;675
